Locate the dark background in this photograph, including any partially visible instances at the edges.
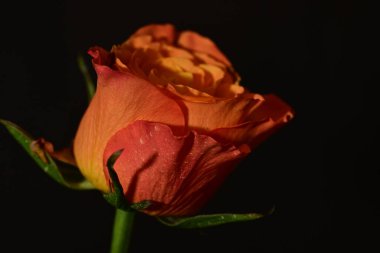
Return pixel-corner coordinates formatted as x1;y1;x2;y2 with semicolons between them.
0;1;377;252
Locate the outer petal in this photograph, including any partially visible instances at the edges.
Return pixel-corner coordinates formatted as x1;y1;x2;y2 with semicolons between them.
211;94;294;148
183;93;266;131
103;121;245;216
73;47;185;192
178;31;231;67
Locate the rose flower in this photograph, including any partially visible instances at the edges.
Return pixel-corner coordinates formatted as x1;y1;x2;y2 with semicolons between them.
73;24;293;216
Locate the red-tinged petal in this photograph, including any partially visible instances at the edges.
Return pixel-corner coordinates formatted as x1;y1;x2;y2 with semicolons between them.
33;138;77;166
73;47;186;192
51;147;77;166
252;94;294;123
132;24;176;43
178;31;231;67
103;121;245;216
211;94;294;148
88;46;114;66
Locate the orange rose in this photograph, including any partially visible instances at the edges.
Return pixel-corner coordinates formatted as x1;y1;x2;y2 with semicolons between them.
73;24;293;216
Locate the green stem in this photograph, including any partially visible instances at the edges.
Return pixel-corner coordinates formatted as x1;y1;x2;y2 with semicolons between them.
110;209;135;253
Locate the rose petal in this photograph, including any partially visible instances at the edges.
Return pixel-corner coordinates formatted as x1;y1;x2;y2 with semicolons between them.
112;24;176;70
51;147;77;166
183;93;265;132
73;47;186;192
162;44;194;59
103;120;245;216
193;52;227;69
34;138;77;166
211;94;294;148
88;46;114;66
178;31;231;67
166;83;215;102
132;24;176;43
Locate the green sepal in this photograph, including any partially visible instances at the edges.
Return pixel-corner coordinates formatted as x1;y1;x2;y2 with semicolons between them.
0;119;94;190
130;200;152;210
103;150;152;211
157;210;271;229
77;54;95;103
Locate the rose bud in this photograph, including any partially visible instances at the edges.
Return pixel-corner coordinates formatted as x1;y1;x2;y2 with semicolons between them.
73;24;293;216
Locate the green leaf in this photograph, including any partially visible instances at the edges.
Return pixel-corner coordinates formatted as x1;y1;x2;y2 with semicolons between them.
157;211;269;229
103;150;152;211
103;150;130;209
0;119;94;190
77;54;95;102
130;200;152;211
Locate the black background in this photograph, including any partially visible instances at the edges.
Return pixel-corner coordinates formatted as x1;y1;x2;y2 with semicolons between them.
0;1;377;252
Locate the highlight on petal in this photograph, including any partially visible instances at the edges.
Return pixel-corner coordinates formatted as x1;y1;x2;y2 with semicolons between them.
73;48;186;192
103;120;246;216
